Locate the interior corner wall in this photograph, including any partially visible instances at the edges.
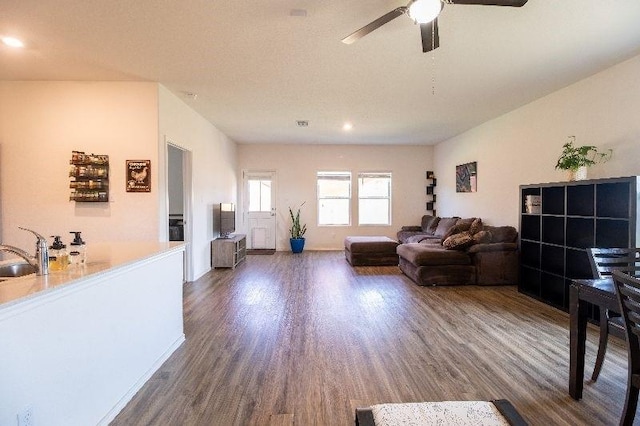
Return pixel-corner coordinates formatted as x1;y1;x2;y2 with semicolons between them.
0;81;160;251
237;144;434;251
433;53;640;228
158;85;237;280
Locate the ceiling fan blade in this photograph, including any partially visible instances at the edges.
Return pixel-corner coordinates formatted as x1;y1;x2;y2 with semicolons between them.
420;18;440;53
342;7;407;45
449;0;527;6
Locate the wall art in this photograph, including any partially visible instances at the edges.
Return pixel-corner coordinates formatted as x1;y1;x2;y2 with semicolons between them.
126;160;151;192
456;161;477;193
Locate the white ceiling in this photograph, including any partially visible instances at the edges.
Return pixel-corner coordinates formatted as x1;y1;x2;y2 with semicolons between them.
2;0;640;145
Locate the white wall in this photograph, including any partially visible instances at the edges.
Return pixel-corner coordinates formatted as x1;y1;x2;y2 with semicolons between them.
158;86;237;279
237;144;434;251
434;53;640;228
0;82;238;281
0;81;159;251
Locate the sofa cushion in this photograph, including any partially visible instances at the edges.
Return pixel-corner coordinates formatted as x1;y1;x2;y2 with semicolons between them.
467;242;518;254
421;215;439;234
433;217;460;238
484;226;518;243
405;235;442;244
397;230;425;244
400;225;422;232
443;232;474;250
472;230;492;244
456;217;476;229
397;243;471;266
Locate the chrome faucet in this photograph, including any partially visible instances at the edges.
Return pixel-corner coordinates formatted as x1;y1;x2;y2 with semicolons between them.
0;227;49;275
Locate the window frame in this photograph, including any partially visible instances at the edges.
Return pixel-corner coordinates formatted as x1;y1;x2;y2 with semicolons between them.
317;171;352;226
357;172;392;226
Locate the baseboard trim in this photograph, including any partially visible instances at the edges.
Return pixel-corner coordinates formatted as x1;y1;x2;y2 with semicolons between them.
98;334;186;425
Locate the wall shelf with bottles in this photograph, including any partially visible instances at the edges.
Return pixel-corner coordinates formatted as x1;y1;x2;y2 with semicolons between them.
69;151;109;202
426;171;436;216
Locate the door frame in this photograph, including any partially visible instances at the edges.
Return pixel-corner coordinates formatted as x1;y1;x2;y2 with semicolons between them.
163;137;194;282
243;170;277;250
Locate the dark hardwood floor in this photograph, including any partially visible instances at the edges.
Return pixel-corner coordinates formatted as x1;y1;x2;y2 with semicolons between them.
111;251;633;425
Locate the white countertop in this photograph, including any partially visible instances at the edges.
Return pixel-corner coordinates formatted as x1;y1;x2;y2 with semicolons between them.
0;241;185;308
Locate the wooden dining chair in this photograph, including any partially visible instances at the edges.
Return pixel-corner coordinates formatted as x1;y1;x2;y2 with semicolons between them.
612;269;640;426
588;248;640;381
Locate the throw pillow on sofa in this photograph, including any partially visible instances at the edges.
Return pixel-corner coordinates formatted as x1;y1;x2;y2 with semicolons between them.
469;218;483;235
443;222;489;250
443;232;474;250
442;217;477;240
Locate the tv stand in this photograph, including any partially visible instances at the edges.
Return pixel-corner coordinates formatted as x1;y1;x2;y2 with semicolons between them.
211;234;246;269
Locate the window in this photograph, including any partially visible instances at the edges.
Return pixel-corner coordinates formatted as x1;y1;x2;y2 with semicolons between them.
317;172;351;225
248;179;272;212
358;172;391;225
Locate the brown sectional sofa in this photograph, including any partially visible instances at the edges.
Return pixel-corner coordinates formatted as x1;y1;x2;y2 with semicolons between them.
397;215;460;244
396;215;519;286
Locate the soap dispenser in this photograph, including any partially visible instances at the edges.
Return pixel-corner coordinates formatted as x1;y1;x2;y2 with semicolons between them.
69;231;86;266
49;236;69;271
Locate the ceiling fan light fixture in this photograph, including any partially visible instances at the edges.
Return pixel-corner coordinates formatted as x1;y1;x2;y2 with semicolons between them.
408;0;441;24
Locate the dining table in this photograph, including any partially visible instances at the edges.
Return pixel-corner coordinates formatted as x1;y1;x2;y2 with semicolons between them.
569;277;619;400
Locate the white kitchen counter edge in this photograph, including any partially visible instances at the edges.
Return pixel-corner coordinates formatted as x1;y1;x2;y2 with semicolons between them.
0;241;186;318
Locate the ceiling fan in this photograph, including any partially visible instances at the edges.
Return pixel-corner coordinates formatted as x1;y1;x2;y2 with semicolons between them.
341;0;528;53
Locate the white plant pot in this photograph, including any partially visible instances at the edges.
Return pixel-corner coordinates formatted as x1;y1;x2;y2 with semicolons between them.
568;166;588;181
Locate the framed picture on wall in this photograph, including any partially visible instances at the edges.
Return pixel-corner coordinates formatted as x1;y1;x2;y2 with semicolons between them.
456;161;477;193
126;160;151;192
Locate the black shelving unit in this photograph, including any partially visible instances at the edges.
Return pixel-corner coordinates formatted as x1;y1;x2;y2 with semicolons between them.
519;176;639;312
426;171;436;216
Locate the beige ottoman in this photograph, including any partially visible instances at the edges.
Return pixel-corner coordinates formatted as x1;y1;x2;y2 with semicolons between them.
344;236;399;266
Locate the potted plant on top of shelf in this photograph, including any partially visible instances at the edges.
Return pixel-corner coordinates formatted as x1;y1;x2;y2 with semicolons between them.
289;202;307;254
555;136;612;181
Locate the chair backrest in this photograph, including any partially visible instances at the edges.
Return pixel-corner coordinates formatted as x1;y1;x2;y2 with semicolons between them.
588;248;640;279
613;270;640;359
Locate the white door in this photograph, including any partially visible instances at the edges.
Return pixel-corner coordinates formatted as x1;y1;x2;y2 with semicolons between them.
244;171;276;250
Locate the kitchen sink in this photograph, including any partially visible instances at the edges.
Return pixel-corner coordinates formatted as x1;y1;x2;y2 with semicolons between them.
0;263;37;277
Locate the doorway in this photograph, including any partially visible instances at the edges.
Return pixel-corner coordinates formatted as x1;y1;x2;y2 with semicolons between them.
168;145;184;241
167;142;194;281
244;171;276;250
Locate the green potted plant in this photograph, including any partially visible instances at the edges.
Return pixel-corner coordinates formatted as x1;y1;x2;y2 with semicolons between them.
555;136;612;181
289;202;307;253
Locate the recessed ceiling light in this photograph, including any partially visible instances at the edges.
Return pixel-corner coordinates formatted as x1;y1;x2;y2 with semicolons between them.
2;36;25;48
343;122;353;131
